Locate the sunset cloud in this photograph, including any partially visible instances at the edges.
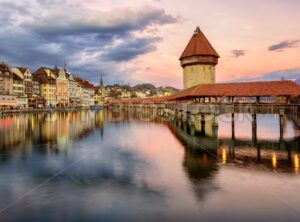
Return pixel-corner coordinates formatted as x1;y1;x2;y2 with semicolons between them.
231;50;246;57
268;40;300;52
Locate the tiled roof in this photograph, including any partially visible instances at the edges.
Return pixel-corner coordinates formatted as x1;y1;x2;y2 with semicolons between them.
74;76;94;89
180;27;219;60
0;63;13;76
16;67;28;74
32;67;56;84
169;80;300;99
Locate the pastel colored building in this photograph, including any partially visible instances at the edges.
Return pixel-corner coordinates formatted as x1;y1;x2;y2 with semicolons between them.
74;77;95;106
0;63;13;95
32;77;40;96
0;95;16;108
52;68;69;106
32;67;57;107
67;74;82;106
94;87;106;105
12;69;25;97
12;67;33;97
94;75;106;104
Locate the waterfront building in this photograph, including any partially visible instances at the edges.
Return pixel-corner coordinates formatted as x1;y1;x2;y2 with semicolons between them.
0;62;13;95
94;87;104;104
180;27;219;89
0;94;16;108
52;68;69;106
94;75;106;104
15;96;28;108
67;74;82;106
12;69;28;108
28;77;44;107
84;84;95;106
74;77;95;106
12;69;25;97
32;77;41;97
12;67;33;97
32;67;57;107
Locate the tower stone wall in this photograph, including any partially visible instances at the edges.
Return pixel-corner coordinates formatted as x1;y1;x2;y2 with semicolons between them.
183;64;215;89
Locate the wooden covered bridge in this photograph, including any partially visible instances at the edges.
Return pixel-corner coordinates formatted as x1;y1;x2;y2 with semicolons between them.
109;80;300;140
109;80;300;106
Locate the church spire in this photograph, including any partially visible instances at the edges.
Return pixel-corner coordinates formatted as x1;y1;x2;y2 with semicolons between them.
99;74;104;87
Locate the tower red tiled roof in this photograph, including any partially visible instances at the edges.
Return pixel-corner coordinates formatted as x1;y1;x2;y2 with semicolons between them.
180;27;220;60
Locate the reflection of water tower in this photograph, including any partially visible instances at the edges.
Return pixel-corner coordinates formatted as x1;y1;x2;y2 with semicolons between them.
183;149;219;201
179;27;220;89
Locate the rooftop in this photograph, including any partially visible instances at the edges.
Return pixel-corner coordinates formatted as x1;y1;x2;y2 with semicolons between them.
180;27;220;60
169;80;300;99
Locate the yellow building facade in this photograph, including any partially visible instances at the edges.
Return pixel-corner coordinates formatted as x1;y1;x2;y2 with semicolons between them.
94;87;106;105
33;67;57;107
40;83;56;106
53;69;69;106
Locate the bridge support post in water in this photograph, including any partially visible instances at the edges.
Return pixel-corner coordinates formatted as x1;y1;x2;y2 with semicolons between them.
251;112;257;145
200;114;206;135
250;112;260;161
212;114;218;139
231;113;235;140
188;114;196;136
279;108;285;149
182;111;187;122
212;114;218;128
189;113;195;126
160;108;164;117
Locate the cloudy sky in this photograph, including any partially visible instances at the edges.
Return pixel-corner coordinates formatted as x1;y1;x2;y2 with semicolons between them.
0;0;299;88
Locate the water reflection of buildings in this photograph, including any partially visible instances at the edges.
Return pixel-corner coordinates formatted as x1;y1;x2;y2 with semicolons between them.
0;111;106;152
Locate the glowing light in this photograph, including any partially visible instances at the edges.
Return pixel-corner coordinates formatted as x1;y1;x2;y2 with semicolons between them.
294;154;299;174
222;148;227;164
272;152;277;169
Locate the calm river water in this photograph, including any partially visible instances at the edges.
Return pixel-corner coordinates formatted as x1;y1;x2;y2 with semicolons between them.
0;109;300;222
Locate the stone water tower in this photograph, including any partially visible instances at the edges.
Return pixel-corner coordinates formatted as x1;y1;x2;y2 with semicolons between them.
180;27;220;89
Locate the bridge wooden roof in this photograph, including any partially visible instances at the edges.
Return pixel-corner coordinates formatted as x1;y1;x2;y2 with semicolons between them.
180;27;219;60
168;80;300;100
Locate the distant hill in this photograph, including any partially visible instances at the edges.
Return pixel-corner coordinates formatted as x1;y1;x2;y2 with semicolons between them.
133;83;156;90
164;86;180;92
105;83;179;92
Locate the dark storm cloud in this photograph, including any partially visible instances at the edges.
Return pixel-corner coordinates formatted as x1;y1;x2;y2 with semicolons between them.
231;49;246;57
101;37;162;62
268;40;300;52
0;0;179;84
23;6;178;40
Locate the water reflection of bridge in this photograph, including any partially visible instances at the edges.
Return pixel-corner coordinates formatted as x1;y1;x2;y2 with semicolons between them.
108;109;300;174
